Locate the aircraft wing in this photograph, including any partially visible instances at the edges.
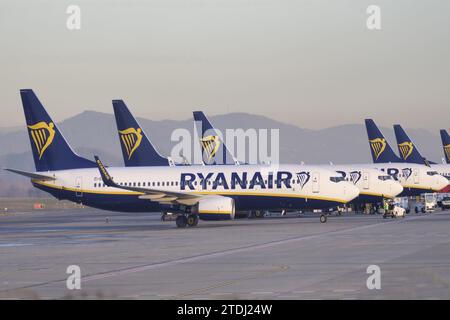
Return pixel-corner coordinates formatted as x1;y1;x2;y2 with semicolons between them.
4;168;56;181
94;156;201;206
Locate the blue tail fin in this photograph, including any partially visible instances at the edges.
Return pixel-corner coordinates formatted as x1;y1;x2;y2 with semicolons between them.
440;129;450;164
112;100;168;166
364;119;402;163
393;125;428;165
20;89;97;172
193;111;238;165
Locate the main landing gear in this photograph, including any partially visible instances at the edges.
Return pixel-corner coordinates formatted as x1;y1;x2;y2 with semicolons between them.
248;210;265;219
176;214;199;228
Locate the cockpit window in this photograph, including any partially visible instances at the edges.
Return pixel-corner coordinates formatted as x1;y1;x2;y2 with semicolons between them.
330;176;346;183
427;171;439;176
378;175;392;181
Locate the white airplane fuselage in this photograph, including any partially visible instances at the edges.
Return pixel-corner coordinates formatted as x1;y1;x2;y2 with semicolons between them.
357;163;448;196
316;165;404;202
31;164;359;219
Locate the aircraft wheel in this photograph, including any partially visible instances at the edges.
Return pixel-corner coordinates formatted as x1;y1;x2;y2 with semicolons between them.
176;215;188;228
255;210;264;218
187;214;199;227
320;214;327;223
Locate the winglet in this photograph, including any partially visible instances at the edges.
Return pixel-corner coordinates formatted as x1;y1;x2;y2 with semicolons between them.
94;156;115;187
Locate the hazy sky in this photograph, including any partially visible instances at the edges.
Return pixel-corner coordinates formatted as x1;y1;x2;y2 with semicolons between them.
1;0;449;130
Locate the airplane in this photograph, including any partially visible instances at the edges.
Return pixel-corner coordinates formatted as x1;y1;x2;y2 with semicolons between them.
192;112;404;205
5;89;360;227
113;100;187;167
440;129;450;165
364;119;448;196
392;124;450;191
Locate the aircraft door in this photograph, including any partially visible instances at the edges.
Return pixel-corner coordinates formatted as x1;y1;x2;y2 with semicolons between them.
363;171;370;190
75;176;83;197
413;168;419;184
312;172;320;193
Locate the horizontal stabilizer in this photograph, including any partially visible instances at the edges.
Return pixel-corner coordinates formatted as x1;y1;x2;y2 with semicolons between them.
4;168;56;181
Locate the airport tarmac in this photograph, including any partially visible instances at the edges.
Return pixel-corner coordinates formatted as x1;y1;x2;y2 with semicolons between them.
1;208;450;299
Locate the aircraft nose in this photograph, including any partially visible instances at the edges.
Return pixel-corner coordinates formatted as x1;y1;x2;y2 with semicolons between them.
390;181;404;197
436;175;449;192
343;182;360;202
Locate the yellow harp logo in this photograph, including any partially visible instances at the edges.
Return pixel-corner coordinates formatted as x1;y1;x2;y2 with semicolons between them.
369;138;386;160
200;135;220;160
444;144;450;162
119;127;143;159
398;141;414;160
27;122;56;159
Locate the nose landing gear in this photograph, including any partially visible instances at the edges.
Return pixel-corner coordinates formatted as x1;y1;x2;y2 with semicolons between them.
319;214;327;223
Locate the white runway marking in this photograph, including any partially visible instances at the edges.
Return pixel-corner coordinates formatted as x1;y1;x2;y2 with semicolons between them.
251;291;273;295
332;289;357;293
0;243;34;247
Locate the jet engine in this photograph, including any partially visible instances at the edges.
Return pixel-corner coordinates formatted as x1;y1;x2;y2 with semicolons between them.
195;196;235;221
